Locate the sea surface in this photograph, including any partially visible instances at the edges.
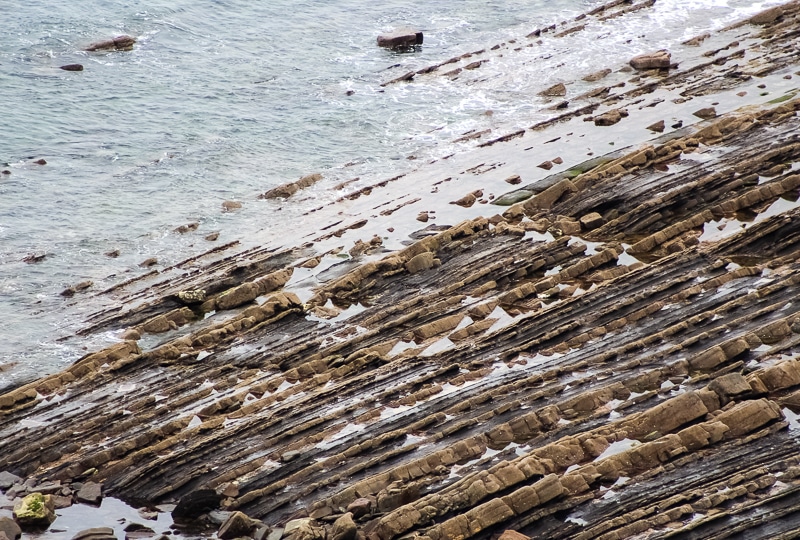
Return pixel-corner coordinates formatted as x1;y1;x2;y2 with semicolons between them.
0;0;785;388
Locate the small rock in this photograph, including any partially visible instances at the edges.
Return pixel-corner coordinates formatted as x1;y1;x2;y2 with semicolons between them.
630;50;671;70
684;33;710;46
504;175;522;185
13;493;56;528
0;517;21;540
85;35;136;52
580;212;604;230
205;232;220;241
1;170;10;175
671;120;683;129
104;249;120;258
646;120;665;133
71;527;116;540
346;498;373;520
218;511;255;539
537;161;553;170
594;109;625;126
33;158;47;165
416;212;429;223
0;471;22;490
331;513;357;540
582;68;611;82
222;200;242;212
76;481;103;505
540;82;567;97
60;64;84;71
377;28;423;49
693;107;717;119
281;450;301;463
552;157;563;164
139;257;158;268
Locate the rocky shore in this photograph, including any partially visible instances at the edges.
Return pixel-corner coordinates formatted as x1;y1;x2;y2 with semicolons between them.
5;1;800;538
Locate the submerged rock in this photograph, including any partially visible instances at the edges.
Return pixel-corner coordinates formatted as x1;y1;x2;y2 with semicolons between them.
59;64;84;71
85;35;136;52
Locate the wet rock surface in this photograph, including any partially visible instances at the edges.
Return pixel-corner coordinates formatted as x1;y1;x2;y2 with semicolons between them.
5;1;800;539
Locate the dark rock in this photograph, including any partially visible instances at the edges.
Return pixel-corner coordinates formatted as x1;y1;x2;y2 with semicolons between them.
630;50;671;70
138;257;158;268
380;71;415;86
22;253;46;264
60;64;84;71
1;170;9;175
647;120;665;133
537;161;553;170
104;249;120;258
171;489;220;522
346;498;372;519
33;159;47;165
0;471;21;490
85;35;136;52
76;481;102;505
377;29;423;49
218;511;255;539
331;513;356;540
174;222;199;234
504;175;522;185
71;527;116;540
123;522;155;539
693;107;717;119
0;517;21;540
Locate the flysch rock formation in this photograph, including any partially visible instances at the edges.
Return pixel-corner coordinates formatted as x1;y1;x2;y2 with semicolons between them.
4;1;800;539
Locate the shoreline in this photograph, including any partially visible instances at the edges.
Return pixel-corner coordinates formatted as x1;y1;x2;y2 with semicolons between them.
5;1;800;539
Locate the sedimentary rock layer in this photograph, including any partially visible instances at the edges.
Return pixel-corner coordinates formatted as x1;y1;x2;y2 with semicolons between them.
4;2;800;539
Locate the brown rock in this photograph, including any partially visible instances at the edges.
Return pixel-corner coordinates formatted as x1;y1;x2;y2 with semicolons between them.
647;120;665;133
60;64;84;71
174;222;199;234
540;83;567;97
405;252;436;274
33;158;47;165
260;173;322;200
217;283;259;311
72;527;116;540
630;50;671;70
222;200;242;211
417;212;429;222
377;29;423;49
750;6;783;25
205;232;220;241
505;175;522;185
498;531;530;540
583;69;611;82
346;498;373;519
693;107;717;120
538;161;553;170
594;109;626;126
104;249;120;258
85;35;136;52
218;511;255;540
138;257;157;268
580;212;604;230
715;399;781;437
552;157;563;164
708;373;752;404
331;513;357;540
0;517;21;540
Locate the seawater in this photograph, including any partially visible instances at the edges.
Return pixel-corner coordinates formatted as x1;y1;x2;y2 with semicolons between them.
0;0;785;387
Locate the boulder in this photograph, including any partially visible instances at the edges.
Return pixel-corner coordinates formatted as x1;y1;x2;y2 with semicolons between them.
13;492;56;528
629;50;671;70
171;489;221;522
218;511;256;539
76;481;103;505
60;64;84;71
377;29;423;49
331;513;357;540
0;517;21;540
85;35;136;52
346;498;373;519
